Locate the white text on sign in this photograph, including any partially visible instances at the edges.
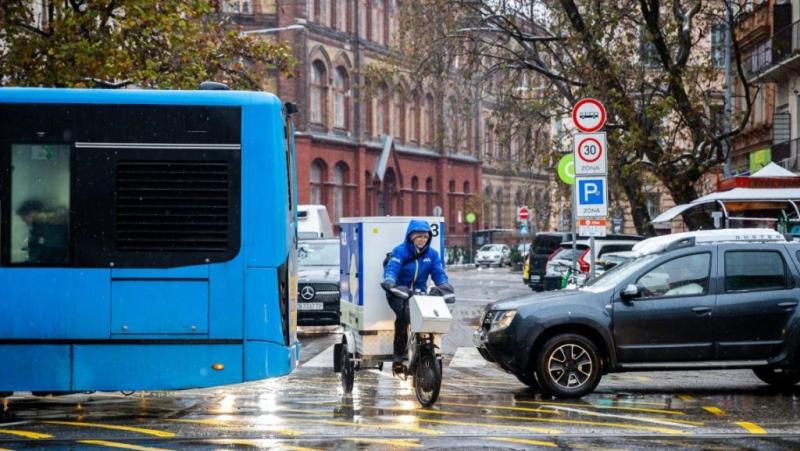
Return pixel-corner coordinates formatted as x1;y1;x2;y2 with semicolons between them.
575;176;608;217
573;132;607;176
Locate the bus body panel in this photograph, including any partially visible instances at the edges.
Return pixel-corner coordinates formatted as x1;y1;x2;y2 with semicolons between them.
244;341;296;382
73;344;243;391
245;267;282;343
111;280;209;335
0;345;71;391
0;268;110;338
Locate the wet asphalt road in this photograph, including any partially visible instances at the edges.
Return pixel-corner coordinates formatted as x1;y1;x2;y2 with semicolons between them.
2;267;800;450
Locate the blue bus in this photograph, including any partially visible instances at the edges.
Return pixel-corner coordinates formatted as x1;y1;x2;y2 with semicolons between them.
0;87;299;392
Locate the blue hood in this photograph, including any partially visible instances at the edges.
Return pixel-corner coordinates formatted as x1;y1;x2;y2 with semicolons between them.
405;219;432;255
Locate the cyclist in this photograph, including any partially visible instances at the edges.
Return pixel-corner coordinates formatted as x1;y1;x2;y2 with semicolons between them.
381;219;452;373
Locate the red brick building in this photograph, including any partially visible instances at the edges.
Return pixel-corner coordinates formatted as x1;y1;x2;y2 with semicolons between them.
227;1;482;245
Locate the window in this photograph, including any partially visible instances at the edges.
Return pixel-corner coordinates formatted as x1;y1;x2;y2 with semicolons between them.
335;0;347;31
408;92;419;143
637;253;711;298
394;89;404;142
333;67;349;129
373;0;385;44
711;24;726;68
310;160;325;204
10;144;70;264
310;61;328;125
332;162;348;224
725;251;789;291
222;0;251;13
423;94;434;146
375;84;389;136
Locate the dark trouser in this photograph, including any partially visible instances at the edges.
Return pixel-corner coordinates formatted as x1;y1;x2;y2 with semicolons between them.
387;292;410;361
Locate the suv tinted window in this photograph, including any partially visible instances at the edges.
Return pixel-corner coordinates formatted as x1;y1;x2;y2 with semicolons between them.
533;235;562;254
725;250;789;292
637;253;711;298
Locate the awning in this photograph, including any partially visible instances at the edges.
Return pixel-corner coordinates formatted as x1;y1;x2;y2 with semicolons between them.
651;187;800;224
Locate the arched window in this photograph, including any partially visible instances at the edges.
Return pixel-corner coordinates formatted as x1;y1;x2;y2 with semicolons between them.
393;88;404;142
484;185;493;229
310;160;327;204
411;176;420;215
375;83;389;137
425;177;434;216
424;94;434;146
495;187;503;227
444;97;455;151
332;162;349;223
310;60;328;126
485;120;494;160
333;67;349;130
382;168;397;215
408;91;419;144
463;181;470;194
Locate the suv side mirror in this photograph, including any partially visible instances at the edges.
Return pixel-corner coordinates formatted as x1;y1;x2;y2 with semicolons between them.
620;284;639;301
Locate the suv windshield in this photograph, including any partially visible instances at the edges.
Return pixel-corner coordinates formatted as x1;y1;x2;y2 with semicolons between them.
583;254;659;292
298;241;339;266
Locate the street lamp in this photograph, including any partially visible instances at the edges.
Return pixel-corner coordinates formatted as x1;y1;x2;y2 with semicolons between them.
241;24;306;35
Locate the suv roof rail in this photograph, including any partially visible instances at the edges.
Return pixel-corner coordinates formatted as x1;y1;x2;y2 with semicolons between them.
634;228;786;255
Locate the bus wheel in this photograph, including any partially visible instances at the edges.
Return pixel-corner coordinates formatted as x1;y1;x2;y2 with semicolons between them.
340;339;355;394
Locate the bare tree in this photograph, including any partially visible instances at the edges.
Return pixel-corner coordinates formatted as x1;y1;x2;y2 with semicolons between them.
396;0;754;234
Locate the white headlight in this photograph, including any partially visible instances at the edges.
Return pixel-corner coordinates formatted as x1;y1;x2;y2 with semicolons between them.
490;310;517;332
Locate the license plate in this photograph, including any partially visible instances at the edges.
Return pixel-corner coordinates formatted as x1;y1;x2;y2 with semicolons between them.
530;275;541;282
297;302;323;311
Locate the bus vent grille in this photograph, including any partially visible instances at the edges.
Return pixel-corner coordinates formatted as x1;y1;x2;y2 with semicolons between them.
115;161;229;252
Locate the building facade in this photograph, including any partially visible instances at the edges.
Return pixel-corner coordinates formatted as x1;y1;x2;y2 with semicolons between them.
745;0;799;172
226;1;487;245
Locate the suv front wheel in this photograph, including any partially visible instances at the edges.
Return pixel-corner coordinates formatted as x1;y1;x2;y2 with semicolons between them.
752;367;800;388
535;333;602;398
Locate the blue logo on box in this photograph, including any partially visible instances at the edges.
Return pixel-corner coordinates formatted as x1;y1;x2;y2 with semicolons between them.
578;179;604;205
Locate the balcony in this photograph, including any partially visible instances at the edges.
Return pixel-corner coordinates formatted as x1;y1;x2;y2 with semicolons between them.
748;19;800;83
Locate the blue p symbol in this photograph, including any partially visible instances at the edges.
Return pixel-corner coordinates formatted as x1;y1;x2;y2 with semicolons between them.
579;179;604;204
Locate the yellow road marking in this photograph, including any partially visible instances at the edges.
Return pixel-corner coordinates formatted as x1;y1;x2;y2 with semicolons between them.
478;412;688;435
308;418;442;436
437;401;559;415
207;440;320;451
0;428;52;439
515;399;686;416
78;440;171;451
168;419;300;436
541;405;703;427
678;395;694;402
703;406;724;416
416;417;562;435
42;421;175;438
487;437;558;447
344;437;420;448
736;421;767;434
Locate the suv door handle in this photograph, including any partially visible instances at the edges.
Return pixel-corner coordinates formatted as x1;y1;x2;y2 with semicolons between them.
777;301;798;310
691;306;712;315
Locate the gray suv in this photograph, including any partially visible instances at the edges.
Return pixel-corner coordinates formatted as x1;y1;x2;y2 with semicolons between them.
475;229;800;398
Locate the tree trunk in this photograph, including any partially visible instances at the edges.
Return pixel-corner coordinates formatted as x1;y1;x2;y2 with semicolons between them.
616;168;655;236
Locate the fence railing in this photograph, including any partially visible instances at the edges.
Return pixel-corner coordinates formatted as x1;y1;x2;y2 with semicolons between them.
745;19;800;79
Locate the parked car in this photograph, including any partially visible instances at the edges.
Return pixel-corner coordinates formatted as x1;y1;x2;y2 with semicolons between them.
297;238;340;326
475;228;800;398
523;232;569;291
475;243;511;267
541;235;643;290
298;204;334;239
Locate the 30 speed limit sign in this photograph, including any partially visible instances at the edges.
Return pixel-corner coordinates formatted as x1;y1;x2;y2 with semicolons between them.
573;132;607;176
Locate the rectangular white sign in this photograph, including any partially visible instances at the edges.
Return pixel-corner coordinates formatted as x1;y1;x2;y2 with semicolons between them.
573;132;607;176
575;176;608;217
578;218;607;237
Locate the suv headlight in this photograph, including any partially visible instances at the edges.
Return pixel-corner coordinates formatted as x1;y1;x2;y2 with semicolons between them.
490;310;517;333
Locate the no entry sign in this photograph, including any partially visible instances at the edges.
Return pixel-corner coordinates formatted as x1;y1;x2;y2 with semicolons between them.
517;206;530;222
572;98;606;133
573;132;607;176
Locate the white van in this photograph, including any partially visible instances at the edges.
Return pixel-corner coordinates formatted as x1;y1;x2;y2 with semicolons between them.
298;204;334;238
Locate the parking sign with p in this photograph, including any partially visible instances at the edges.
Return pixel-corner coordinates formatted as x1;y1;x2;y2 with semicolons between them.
576;176;608;217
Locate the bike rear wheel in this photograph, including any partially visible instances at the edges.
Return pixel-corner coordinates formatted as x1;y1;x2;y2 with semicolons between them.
414;348;442;407
340;339;354;394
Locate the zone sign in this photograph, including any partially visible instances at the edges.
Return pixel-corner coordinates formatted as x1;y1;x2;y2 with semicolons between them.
573;132;607;176
572;98;606;133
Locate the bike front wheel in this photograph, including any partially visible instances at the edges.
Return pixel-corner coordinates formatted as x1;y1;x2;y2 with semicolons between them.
414;348;442;407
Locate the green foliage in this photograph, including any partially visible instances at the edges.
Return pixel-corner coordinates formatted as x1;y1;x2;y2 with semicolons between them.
0;1;297;89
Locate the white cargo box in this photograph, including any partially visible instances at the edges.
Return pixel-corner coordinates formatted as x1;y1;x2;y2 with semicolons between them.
410;295;453;333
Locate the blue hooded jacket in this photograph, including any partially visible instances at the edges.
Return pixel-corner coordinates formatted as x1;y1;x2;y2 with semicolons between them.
383;219;448;292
